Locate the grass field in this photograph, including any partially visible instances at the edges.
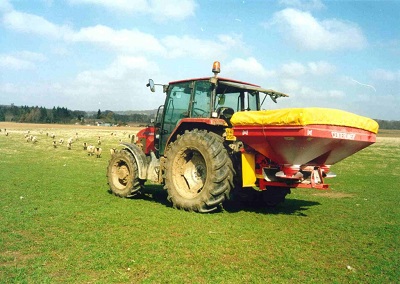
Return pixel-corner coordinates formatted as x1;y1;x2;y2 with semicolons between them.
0;122;399;283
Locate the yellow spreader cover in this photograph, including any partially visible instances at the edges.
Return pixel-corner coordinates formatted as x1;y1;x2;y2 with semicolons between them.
230;108;379;134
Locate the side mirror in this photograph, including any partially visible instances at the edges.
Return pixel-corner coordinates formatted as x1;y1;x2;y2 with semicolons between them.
146;79;156;92
147;79;168;93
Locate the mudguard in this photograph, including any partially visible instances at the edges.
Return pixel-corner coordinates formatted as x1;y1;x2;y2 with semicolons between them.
120;142;148;180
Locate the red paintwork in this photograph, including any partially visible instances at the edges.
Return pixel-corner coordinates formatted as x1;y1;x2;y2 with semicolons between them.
136;126;156;154
176;117;228;127
235;124;376;189
164;118;228;147
136;118;228;155
233;124;376;166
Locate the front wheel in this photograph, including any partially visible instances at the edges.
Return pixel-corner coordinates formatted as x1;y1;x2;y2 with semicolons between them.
164;129;234;212
107;149;142;197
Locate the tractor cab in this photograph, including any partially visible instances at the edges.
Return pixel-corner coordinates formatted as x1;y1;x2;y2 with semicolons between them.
148;61;288;156
151;78;260;156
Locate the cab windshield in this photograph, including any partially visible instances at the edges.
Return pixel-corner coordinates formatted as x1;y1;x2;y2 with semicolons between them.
214;83;259;112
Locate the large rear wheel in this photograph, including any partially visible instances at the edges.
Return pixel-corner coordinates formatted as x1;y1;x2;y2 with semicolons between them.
164;129;234;212
107;149;142;197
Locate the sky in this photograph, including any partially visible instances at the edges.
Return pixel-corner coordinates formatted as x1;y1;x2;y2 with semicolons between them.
0;0;399;120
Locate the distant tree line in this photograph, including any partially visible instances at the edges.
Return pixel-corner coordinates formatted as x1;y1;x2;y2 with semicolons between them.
0;104;399;129
0;105;153;125
375;119;400;130
0;105;79;124
95;109;152;125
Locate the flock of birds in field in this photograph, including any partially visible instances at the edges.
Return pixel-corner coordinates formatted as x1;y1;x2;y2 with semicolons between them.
1;127;136;158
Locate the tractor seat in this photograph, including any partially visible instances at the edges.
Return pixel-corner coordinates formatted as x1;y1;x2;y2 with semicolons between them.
217;107;234;125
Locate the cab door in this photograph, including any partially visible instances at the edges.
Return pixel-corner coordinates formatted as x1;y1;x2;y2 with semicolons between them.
191;80;212;117
158;81;192;155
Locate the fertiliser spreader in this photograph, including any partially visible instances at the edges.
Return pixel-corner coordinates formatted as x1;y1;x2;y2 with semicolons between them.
230;107;378;190
107;61;379;212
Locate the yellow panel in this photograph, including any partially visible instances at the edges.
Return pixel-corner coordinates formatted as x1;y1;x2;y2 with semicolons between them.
230;108;379;134
224;128;236;141
241;152;256;187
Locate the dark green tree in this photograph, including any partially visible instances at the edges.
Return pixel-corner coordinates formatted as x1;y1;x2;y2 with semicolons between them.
0;108;5;121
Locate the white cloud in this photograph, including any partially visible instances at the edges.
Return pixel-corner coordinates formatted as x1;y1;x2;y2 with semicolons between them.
377;39;400;55
0;83;18;94
68;0;148;12
279;0;326;11
51;46;71;56
0;56;163;110
42;0;54;6
281;62;307;77
218;34;243;48
281;78;300;92
0;0;12;12
370;69;400;81
69;0;196;21
162;35;232;60
224;57;276;78
16;51;47;62
327;90;345;98
69;25;166;54
280;61;335;77
149;0;197;21
0;81;62;108
0;55;34;70
0;3;239;60
2;10;72;39
0;52;46;70
279;78;344;99
76;56;159;83
298;86;344;99
266;84;347;111
2;7;243;60
269;8;367;51
64;56;163;110
2;10;165;55
308;61;336;75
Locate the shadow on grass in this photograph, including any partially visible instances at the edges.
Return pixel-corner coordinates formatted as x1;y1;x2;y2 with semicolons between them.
140;185;171;208
108;184;320;216
223;198;320;216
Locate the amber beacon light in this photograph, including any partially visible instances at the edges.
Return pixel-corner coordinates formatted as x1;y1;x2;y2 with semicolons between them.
212;61;220;75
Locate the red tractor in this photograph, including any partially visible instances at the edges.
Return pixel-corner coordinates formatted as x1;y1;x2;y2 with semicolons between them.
107;61;378;212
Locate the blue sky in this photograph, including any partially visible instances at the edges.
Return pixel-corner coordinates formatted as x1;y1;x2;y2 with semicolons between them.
0;0;399;120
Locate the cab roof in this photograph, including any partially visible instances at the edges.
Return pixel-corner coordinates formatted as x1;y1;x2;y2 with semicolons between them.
168;77;289;101
168;77;260;87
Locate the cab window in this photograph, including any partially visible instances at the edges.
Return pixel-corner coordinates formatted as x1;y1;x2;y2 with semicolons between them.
192;80;212;117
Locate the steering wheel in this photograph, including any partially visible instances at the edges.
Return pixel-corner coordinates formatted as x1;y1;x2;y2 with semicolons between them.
192;108;208;117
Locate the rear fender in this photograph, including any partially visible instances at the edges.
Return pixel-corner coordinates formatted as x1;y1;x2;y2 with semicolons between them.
120;142;148;180
166;118;228;145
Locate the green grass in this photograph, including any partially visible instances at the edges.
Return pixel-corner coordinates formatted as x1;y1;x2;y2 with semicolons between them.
0;124;399;283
